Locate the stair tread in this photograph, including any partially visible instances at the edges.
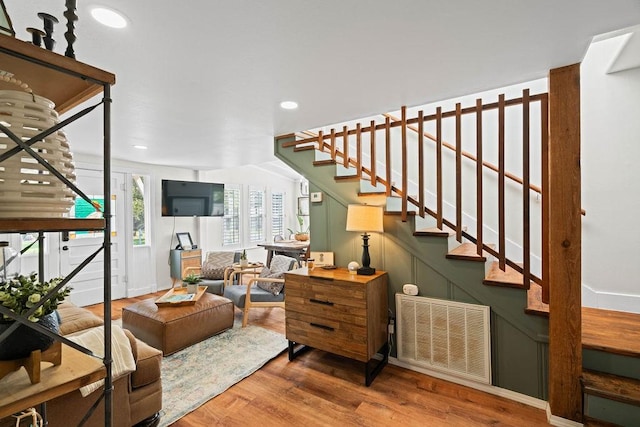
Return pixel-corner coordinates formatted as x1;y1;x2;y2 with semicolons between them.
526;283;549;317
414;227;455;237
294;145;316;152
446;243;487;262
334;175;360;181
483;261;527;289
583;415;624;427
313;159;336;166
384;210;416;216
582;307;640;358
357;191;386;196
581;369;640;406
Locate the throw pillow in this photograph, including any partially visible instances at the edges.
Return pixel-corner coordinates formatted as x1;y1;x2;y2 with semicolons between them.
201;251;235;280
256;267;285;296
201;265;227;280
270;255;296;275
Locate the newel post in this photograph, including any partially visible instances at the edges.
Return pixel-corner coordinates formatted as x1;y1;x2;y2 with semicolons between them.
547;63;582;422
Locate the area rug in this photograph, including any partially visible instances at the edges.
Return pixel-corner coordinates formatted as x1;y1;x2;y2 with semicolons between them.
158;322;287;426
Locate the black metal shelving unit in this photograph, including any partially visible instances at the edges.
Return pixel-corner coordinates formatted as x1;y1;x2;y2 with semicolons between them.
0;33;115;425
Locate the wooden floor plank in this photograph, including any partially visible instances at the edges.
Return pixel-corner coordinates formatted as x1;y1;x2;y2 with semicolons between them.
87;292;552;426
85;287;640;426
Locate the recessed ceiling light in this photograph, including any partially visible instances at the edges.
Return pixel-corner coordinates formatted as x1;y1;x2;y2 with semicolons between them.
133;145;147;150
90;7;128;29
280;101;298;110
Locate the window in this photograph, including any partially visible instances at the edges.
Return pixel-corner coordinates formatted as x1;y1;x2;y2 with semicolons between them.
20;233;42;255
271;191;285;240
223;186;240;246
248;187;265;243
132;175;147;245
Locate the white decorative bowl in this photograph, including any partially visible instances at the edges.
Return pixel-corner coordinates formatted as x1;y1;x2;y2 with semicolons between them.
0;90;76;218
348;261;360;273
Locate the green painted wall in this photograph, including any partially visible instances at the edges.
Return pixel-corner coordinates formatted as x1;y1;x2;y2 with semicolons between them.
276;135;550;399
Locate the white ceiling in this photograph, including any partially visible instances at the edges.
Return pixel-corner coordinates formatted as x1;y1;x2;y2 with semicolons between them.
4;1;640;174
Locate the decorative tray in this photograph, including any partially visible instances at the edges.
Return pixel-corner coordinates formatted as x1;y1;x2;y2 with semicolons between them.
155;285;207;306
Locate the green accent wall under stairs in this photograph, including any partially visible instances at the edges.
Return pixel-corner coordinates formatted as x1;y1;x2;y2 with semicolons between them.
276;135;550;400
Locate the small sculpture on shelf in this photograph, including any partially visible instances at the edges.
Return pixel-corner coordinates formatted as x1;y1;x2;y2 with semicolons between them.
63;0;77;58
37;12;58;51
26;27;45;47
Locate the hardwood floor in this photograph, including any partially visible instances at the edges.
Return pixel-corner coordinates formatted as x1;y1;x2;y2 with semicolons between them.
86;292;554;426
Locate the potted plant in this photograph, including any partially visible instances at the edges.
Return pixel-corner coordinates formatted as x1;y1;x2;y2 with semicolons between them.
0;273;71;360
288;215;310;241
182;273;202;294
239;249;249;267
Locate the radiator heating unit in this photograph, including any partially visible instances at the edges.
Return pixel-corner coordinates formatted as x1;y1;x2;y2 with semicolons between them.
396;293;492;384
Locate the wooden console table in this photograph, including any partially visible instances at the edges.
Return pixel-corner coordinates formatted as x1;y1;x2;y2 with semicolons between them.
284;267;388;386
0;344;105;418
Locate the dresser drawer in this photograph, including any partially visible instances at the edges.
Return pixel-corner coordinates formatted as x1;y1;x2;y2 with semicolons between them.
286;275;366;307
286;314;368;362
286;292;367;326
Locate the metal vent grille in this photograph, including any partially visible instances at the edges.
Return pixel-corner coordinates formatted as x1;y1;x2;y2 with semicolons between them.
396;294;491;384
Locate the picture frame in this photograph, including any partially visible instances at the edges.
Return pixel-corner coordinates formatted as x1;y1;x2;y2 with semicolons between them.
176;232;194;250
299;180;309;196
297;196;309;216
0;1;15;37
309;251;334;267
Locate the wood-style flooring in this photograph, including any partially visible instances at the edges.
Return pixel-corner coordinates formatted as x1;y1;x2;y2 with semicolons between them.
88;292;552;426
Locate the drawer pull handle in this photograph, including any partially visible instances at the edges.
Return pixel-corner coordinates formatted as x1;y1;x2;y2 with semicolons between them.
310;298;334;306
310;322;334;331
309;275;334;281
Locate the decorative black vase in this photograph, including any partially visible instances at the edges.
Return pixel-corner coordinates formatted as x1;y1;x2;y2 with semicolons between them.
0;312;59;360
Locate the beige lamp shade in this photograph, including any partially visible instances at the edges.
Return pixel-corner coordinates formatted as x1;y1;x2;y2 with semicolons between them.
346;204;384;233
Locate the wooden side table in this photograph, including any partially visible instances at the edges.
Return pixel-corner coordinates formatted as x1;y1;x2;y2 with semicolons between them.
224;262;264;287
169;248;202;286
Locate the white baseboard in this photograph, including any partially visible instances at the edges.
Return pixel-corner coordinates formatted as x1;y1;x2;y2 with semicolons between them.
582;283;640;314
389;357;583;427
545;405;584;427
127;285;155;298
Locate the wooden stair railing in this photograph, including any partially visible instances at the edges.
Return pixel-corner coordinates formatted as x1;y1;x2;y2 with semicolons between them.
288;90;548;296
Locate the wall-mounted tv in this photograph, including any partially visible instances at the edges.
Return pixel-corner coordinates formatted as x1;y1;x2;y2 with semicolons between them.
161;179;224;217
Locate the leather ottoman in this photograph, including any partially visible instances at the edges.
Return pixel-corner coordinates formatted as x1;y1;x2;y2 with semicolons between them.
122;293;234;355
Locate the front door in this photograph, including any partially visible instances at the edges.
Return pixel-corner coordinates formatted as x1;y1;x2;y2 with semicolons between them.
60;169;126;306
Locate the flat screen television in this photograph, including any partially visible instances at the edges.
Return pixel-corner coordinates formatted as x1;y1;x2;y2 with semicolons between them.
161;179;224;217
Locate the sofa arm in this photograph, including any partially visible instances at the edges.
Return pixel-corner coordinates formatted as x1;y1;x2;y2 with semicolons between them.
123;328;162;390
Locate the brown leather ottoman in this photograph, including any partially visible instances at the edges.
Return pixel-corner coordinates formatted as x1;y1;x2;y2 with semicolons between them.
122;293;234;355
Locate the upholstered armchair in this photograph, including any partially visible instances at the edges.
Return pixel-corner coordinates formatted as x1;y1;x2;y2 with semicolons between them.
183;251;241;295
223;255;297;327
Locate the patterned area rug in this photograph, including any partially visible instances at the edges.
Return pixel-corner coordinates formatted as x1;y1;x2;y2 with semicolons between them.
158;322;287;426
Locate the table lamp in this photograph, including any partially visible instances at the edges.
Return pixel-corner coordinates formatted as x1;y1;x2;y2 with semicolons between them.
346;204;384;275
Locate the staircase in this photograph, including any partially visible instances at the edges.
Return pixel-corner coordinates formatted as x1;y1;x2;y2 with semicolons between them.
275;72;640;425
